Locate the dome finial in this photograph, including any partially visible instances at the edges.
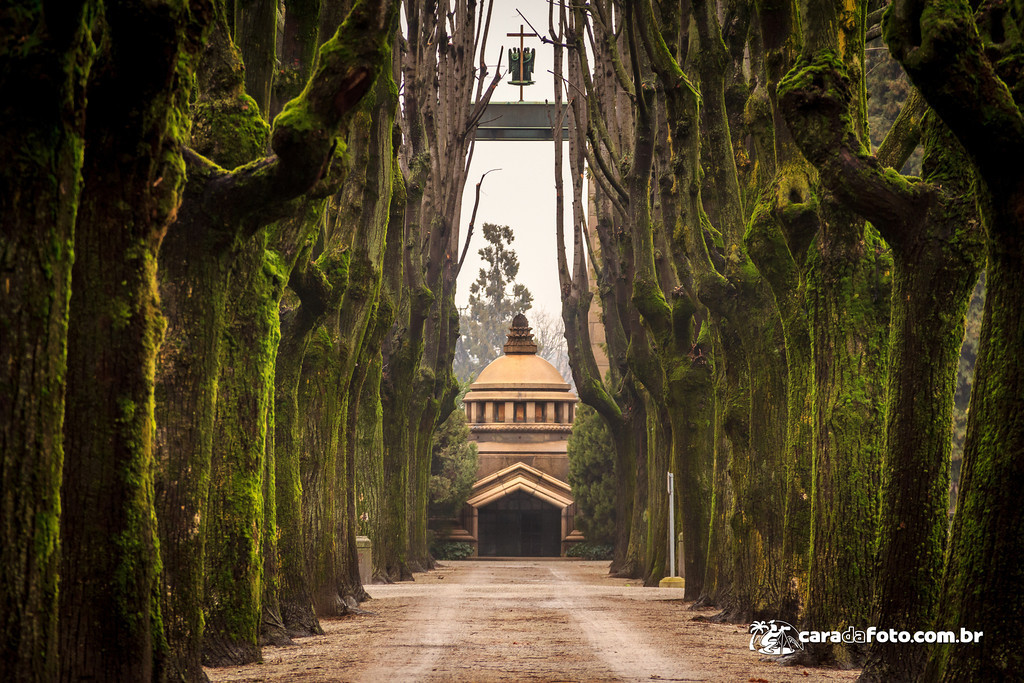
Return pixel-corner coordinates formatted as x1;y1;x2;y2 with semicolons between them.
503;313;537;354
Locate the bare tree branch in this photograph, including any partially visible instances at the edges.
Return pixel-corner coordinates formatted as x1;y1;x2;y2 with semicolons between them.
456;168;499;275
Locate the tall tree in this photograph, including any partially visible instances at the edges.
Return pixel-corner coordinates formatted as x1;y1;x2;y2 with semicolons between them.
58;1;210;678
455;222;534;381
0;4;98;679
886;1;1024;678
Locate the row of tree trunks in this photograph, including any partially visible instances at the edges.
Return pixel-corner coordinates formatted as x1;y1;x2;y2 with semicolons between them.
2;0;501;677
377;0;500;580
1;1;400;680
560;2;1017;679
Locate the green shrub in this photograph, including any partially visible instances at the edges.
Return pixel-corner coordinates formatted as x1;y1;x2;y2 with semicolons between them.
431;541;475;560
429;405;478;519
567;405;617;545
566;542;614;561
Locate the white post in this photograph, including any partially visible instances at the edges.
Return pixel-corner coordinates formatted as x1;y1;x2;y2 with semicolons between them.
667;472;675;578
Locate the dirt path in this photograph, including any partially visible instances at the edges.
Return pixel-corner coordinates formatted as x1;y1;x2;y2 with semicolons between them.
206;560;861;682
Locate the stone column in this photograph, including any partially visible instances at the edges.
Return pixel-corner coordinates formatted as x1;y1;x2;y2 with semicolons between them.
526;401;535;423
505;401;514;423
546;401;555;423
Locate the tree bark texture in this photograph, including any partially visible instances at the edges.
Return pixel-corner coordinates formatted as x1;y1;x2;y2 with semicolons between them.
776;3;891;666
886;2;1024;676
0;4;96;680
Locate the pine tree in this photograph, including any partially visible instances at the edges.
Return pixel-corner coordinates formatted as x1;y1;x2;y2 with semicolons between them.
454;223;534;381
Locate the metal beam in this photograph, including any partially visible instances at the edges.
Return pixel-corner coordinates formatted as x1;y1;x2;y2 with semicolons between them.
474;102;568;141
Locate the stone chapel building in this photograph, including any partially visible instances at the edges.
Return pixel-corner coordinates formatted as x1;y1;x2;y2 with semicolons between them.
446;314;583;556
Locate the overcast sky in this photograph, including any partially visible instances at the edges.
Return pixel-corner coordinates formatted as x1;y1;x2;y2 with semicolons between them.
454;0;582;322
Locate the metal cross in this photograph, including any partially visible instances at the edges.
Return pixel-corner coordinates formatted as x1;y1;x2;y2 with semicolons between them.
507;23;538;102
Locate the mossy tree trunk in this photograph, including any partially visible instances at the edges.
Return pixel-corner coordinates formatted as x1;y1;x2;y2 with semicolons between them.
886;1;1024;678
204;232;283;667
776;1;892;665
300;309;347;617
274;239;332;637
188;11;282;668
376;150;412;581
0;4;97;680
60;2;206;678
234;0;278;116
778;27;984;675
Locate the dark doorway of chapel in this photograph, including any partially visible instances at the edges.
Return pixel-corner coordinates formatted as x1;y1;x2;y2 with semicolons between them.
478;491;561;557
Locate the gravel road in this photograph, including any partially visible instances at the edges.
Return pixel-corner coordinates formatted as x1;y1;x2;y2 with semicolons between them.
206;559;861;682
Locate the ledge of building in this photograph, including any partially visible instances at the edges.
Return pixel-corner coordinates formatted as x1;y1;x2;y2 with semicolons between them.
470;423;572;433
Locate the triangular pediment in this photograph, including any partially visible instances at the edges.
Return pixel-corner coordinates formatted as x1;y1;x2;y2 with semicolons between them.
467;461;574;509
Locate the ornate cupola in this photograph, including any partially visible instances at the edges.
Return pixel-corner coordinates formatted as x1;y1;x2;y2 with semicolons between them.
502;312;538;354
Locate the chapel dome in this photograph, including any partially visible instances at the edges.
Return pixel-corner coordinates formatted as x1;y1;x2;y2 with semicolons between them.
472;353;570;391
467;314;571;391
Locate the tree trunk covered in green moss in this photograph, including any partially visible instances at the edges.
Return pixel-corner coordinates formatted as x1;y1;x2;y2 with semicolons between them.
777;19;985;674
259;367;290;647
274;248;330;637
865;120;982;683
778;4;892;663
300;312;346;617
156;182;238;682
186;12;278;668
369;155;407;581
379;313;418;579
204;233;285;667
59;3;206;679
234;0;278;116
885;1;1024;678
0;4;96;680
801;215;889;665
